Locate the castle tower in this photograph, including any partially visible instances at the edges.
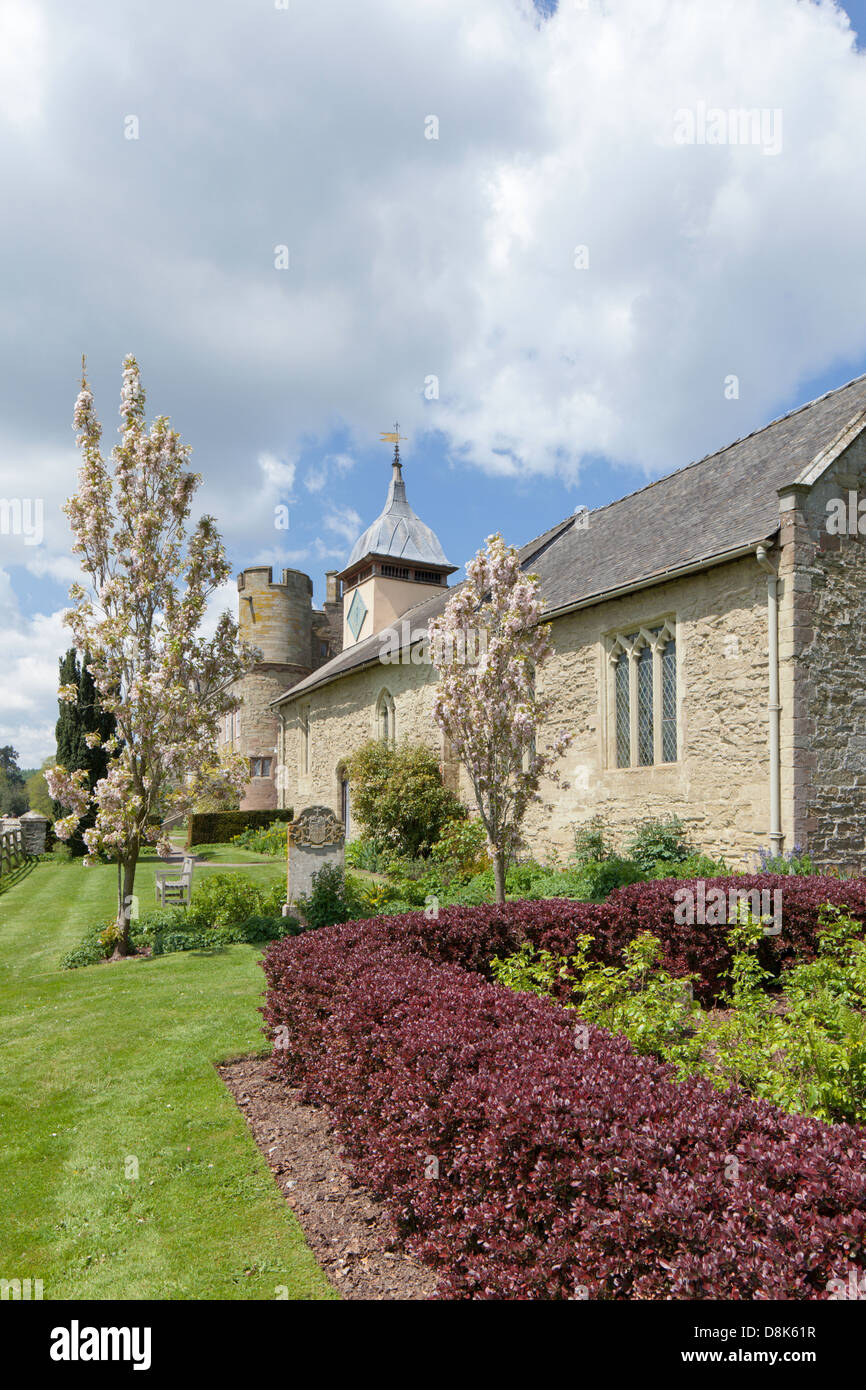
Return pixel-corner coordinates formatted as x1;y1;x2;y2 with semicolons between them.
337;434;456;647
227;566;342;810
237;565;315;668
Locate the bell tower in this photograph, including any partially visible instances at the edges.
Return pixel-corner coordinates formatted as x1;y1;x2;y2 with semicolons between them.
337;427;456;647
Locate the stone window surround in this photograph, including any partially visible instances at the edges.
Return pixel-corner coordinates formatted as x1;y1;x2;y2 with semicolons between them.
376;687;396;744
604;616;679;769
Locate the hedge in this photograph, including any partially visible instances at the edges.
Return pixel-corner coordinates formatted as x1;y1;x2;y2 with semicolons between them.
185;808;293;848
262;882;866;1300
264;874;866;1006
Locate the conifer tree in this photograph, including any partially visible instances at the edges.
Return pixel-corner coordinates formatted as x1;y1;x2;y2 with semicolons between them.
53;647;115;855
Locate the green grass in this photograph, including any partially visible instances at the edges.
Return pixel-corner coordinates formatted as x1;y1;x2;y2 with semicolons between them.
187;842;287;865
0;857;335;1300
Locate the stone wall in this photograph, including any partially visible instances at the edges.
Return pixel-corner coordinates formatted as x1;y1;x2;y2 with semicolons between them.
278;553;777;868
784;434;866;872
523;555;773;866
277;656;446;822
233;666;308;811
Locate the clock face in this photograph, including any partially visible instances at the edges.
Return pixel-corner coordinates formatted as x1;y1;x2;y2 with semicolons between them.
347;588;367;640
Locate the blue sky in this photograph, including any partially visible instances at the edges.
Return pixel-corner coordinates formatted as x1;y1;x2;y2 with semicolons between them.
3;0;866;764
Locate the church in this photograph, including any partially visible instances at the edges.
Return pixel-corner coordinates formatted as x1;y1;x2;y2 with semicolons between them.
226;376;866;871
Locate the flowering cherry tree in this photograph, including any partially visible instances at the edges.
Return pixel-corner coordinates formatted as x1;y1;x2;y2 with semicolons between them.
429;532;572;904
46;356;252;956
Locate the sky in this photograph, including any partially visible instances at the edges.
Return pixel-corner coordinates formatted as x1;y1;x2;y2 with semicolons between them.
3;0;866;766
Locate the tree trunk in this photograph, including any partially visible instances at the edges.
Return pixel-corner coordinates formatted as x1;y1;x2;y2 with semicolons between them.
111;849;139;959
493;847;506;905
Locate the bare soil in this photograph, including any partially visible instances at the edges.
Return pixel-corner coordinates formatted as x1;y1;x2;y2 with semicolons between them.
218;1055;439;1301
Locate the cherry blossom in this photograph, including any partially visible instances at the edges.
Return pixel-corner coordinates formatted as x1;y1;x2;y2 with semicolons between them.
48;356;254;956
429;532;572;903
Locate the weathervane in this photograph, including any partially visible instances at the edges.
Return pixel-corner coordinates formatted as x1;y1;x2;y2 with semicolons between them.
379;422;406;465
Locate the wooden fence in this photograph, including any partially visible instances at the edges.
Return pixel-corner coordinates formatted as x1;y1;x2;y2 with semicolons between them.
0;825;26;876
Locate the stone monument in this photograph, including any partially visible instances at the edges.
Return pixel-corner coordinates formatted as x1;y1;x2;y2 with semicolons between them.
285;805;345;912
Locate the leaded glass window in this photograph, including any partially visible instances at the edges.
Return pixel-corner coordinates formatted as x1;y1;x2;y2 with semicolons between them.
615;655;630;767
637;645;654;765
662;639;677;762
609;620;677;768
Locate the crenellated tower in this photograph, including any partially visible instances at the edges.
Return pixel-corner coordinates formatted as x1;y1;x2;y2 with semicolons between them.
225;566;343;810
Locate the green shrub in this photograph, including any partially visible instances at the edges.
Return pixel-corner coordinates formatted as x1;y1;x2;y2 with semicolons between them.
295;864;368;929
230;820;290;856
648;852;730;880
59;932;108;969
345;838;388;873
627;816;693;873
429;816;490;884
573;856;645;900
60;916;150;969
345;740;465;858
147;909;301;955
572;816;610;867
185;872;286;931
491;904;866;1125
231;913;302;942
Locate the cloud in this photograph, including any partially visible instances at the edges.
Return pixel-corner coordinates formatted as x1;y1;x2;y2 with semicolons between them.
305;452;355;493
4;0;866;761
258;452;296;494
0;575;68;765
323;505;363;546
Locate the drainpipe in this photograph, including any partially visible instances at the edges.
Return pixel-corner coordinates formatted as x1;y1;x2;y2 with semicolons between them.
755;545;783;854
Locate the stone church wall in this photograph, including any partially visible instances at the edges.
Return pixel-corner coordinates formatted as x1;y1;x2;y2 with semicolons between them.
524;554;773;867
277;553;776;868
785;435;866;872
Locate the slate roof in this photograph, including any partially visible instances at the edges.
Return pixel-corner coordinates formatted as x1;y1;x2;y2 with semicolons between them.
274;374;866;705
344;458;452;570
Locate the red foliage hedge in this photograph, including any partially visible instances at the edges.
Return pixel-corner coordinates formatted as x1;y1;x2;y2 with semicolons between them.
278;873;866;1005
262;881;866;1300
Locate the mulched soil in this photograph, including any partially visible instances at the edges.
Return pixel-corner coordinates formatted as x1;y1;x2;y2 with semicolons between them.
218;1055;439;1301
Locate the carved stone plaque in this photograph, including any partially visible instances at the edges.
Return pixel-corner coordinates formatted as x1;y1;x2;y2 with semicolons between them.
290;806;345;848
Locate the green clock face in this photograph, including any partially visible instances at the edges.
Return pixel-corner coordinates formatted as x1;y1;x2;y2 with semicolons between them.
347;589;367;640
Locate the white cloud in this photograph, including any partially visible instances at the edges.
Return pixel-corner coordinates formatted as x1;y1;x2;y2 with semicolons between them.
0;0;47;129
0;579;69;765
257;452;296;494
323;505;363;546
305;453;355;493
4;0;866;760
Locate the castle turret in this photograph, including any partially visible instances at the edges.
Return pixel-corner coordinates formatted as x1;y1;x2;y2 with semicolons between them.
228;566;341;810
237;566;315;668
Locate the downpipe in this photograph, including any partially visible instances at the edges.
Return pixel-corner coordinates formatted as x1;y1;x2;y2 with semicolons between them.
755;545;783;855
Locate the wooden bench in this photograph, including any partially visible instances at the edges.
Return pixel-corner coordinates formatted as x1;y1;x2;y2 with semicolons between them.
155;856;194;907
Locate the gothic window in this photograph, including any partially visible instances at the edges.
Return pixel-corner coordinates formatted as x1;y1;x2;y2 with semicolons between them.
339;770;351;837
377;689;396;745
608;620;677;768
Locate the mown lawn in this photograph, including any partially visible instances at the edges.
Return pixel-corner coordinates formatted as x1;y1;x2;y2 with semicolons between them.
0;855;335;1300
187;842;287;865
